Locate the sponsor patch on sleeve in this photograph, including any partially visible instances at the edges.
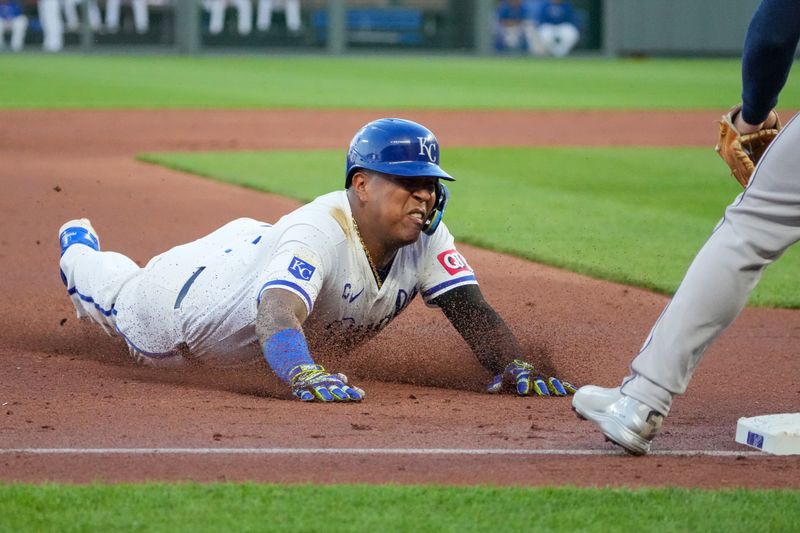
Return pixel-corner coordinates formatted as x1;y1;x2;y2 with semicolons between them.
288;256;317;281
437;249;473;276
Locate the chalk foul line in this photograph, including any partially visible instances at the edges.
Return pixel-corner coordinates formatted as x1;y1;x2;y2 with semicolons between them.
0;447;767;457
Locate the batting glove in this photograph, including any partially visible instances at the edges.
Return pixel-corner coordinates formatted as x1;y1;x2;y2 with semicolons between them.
289;364;365;402
487;359;577;397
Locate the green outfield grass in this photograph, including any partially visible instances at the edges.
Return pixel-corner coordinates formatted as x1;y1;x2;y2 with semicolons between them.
140;146;800;308
2;483;798;532
3;55;800;109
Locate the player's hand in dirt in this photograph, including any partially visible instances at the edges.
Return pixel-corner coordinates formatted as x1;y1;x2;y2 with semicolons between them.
487;359;576;396
289;364;365;402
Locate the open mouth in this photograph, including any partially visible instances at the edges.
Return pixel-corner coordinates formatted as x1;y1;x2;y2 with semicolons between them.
407;209;427;228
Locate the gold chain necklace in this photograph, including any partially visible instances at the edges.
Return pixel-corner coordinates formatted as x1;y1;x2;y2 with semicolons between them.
351;216;383;290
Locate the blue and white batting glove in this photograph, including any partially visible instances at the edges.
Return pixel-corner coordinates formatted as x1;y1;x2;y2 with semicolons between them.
487;359;576;397
289;364;365;402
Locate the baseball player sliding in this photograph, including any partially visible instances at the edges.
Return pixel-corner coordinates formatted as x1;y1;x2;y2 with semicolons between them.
573;0;799;454
58;118;575;402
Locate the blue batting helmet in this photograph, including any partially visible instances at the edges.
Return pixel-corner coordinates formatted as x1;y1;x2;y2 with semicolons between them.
345;118;455;188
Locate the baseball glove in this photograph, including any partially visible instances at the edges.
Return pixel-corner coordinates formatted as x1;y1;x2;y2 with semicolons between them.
715;104;781;187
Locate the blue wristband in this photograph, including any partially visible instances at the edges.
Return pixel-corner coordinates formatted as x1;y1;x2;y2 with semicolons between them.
262;329;315;383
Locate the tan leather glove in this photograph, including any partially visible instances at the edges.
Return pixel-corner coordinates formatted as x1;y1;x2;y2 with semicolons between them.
715;104;781;187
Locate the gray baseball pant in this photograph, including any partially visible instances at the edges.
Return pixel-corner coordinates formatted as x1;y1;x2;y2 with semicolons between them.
621;113;800;416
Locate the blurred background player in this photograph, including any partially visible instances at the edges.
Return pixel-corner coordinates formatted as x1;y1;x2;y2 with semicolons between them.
0;0;27;52
63;0;102;32
105;0;150;34
573;0;800;455
533;0;581;57
38;0;64;51
204;0;251;35
495;0;542;55
256;0;301;33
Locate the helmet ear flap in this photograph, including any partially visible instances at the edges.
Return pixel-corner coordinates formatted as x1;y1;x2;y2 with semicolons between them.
422;182;448;235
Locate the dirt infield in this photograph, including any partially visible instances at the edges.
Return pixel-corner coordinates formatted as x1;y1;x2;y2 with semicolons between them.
1;109;798;487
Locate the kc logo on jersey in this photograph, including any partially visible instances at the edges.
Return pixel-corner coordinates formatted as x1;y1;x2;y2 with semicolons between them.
288;256;316;281
437;250;472;275
417;137;438;162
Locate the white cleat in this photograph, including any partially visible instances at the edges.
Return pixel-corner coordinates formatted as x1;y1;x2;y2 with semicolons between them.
572;385;663;456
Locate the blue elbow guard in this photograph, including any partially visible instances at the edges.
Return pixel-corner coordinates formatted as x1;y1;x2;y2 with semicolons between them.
262;329;315;383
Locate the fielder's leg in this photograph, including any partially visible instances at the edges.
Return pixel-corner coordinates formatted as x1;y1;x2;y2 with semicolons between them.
623;113;800;415
574;114;800;455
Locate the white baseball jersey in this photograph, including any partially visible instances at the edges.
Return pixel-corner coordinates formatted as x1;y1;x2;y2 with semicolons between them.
81;191;478;367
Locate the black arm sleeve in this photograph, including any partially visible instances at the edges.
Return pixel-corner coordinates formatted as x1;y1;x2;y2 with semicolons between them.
430;284;522;375
741;0;800;124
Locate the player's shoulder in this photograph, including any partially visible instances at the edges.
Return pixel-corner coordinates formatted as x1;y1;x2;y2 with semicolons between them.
275;191;349;244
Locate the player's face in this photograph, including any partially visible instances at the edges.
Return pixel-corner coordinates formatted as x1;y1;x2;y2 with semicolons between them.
372;173;437;246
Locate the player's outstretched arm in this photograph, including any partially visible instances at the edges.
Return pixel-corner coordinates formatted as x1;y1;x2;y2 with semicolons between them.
431;285;575;396
256;289;364;402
